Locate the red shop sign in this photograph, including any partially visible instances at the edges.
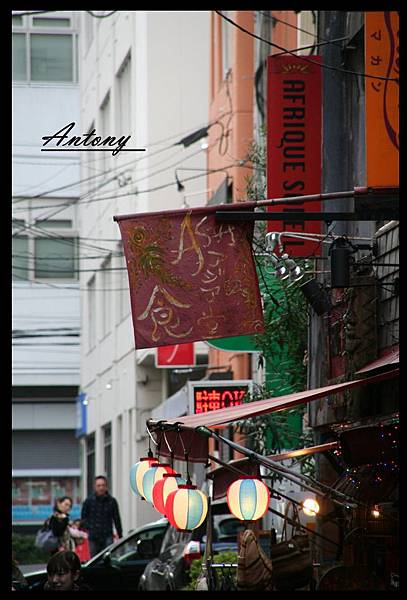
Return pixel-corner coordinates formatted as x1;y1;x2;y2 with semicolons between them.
267;55;322;257
156;343;195;368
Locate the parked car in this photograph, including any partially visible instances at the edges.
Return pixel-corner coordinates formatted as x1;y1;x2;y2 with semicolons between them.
139;516;242;591
23;518;168;591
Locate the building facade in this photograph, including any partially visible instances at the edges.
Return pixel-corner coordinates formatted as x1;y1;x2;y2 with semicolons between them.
12;11;82;531
77;10;210;534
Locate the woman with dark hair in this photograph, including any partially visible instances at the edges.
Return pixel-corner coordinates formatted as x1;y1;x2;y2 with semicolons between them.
30;550;92;591
45;496;76;553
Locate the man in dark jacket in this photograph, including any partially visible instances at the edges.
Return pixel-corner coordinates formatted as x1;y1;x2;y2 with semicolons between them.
81;475;123;557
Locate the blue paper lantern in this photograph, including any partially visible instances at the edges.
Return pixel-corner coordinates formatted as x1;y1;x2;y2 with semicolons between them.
227;477;270;521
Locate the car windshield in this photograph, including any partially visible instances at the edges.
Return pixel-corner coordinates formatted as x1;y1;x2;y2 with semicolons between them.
217;518;245;537
111;526;167;563
160;526;191;553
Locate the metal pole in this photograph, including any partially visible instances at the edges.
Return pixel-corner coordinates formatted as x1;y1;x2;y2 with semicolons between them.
198;427;357;507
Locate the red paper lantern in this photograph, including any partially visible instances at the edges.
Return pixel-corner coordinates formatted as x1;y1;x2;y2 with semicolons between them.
142;463;175;504
165;484;208;532
152;473;186;515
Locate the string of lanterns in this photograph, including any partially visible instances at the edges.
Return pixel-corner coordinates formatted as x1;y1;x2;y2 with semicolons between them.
129;450;321;532
130;419;401;532
129;452;210;531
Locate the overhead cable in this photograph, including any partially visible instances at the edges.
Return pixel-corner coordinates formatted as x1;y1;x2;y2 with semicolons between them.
215;10;398;82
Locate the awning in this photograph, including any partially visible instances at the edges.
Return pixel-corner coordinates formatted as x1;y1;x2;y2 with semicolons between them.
149;368;398;463
355;345;399;376
339;423;398;467
208;442;339;500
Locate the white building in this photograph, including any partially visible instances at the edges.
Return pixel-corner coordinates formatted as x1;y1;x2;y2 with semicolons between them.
12;11;82;530
78;11;210;533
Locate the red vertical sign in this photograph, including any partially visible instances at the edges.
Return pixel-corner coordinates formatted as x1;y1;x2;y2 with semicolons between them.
156;343;195;368
267;55;322;257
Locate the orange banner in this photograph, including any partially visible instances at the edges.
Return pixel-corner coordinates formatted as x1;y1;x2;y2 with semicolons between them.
365;11;399;187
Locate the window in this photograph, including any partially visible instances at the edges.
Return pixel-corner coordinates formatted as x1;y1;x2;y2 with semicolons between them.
110;525;167;563
118;249;130;322
117;53;132;137
100;93;111;172
12;235;29;281
12;33;26;81
34;237;77;278
86;434;95;496
221;11;233;78
87;276;96;351
12;16;77;83
35;219;72;229
103;423;112;486
12;218;78;282
31;34;73;82
12;219;26;231
33;17;71;28
12;477;81;524
12;15;23;27
160;526;182;553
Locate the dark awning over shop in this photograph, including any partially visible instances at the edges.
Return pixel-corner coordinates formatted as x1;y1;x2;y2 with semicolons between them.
149;368;398;463
355;345;399;376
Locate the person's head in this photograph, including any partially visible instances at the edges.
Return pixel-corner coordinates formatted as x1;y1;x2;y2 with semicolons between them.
71;519;82;529
94;475;108;496
46;551;81;591
54;496;73;514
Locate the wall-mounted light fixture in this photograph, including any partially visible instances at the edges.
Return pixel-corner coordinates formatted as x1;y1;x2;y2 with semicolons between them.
329;237;355;288
175;172;185;192
174;166;231;195
299;278;332;316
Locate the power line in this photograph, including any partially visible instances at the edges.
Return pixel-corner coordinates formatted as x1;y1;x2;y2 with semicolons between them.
12;220;118;255
72;161;249;206
13;252;124;262
12;264;127;274
12;272;128;292
13;9;117;19
13;160;248;222
13;327;79;332
12;10;55;17
258;10;344;49
12;117;229;204
216;10;398;82
79;138;213;203
12;128;226;213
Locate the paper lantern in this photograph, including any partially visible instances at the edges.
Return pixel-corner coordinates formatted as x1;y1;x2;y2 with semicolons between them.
129;457;158;499
152;473;186;515
142;463;175;504
227;477;270;522
165;484;208;531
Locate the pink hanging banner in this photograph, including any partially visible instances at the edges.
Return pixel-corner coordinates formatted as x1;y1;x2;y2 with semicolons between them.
114;202;264;349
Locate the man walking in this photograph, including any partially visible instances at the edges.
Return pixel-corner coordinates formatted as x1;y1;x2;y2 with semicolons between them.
81;475;123;557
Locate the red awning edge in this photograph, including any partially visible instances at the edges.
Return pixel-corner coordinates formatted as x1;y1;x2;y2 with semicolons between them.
148;368;398;463
355;345;399;375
